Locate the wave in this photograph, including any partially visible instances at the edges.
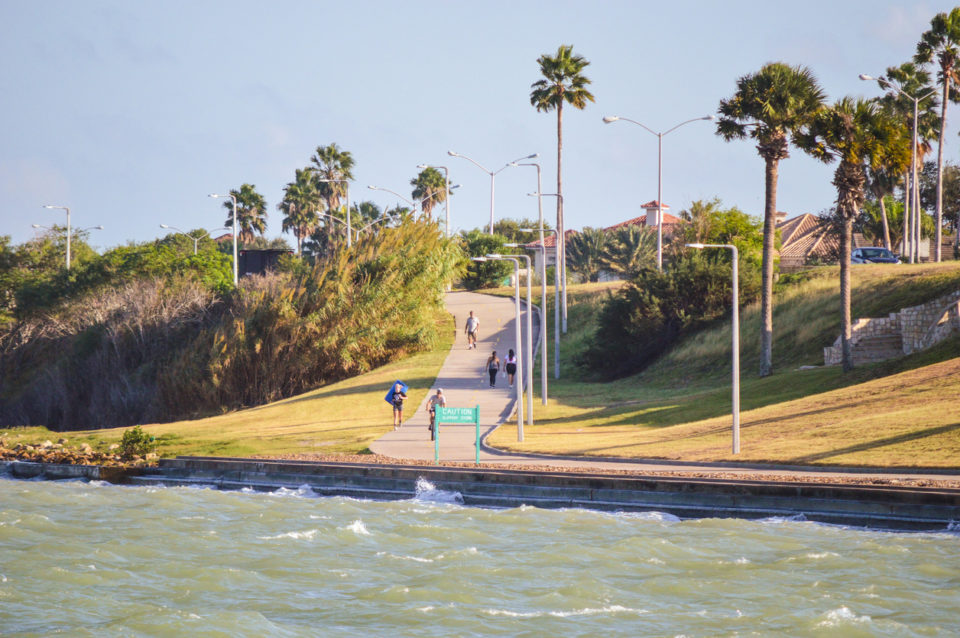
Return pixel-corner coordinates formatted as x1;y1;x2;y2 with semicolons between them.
484;605;648;618
413;478;464;505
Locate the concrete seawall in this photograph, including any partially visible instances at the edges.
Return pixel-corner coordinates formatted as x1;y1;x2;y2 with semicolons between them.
5;456;959;530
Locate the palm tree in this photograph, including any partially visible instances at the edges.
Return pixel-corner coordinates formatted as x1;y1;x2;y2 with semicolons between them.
410;167;447;221
599;225;656;279
803;98;910;371
222;183;267;245
717;62;826;377
915;7;960;261
530;44;595;328
279;168;321;255
565;227;607;282
310;143;355;238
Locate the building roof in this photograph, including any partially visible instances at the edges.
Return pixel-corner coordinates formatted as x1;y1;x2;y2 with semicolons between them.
605;213;681;230
640;200;671;210
777;213;870;267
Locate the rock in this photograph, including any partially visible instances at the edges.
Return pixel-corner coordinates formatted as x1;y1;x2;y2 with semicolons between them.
40;440;54;449
108;444;120;451
145;452;160;461
58;438;68;445
79;443;93;453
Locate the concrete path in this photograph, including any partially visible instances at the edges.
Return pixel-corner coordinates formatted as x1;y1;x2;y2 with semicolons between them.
371;292;960;483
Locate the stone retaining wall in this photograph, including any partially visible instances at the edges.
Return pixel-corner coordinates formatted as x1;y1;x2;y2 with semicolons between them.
824;290;960;366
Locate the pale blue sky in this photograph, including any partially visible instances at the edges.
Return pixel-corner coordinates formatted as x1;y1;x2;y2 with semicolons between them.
1;0;956;249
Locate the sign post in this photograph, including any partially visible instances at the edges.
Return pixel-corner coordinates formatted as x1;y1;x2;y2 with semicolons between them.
433;406;481;465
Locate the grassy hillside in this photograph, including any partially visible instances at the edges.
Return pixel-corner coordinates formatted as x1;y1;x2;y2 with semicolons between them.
488;263;960;467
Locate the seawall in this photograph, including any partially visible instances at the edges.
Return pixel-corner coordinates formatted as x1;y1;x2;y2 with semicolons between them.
5;456;955;531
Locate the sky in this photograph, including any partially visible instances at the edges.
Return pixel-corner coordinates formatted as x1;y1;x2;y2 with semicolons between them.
1;0;957;250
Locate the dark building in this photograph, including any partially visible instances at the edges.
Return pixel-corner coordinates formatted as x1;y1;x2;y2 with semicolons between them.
238;249;293;277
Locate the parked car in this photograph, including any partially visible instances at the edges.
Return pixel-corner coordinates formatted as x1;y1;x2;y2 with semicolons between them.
851;247;900;264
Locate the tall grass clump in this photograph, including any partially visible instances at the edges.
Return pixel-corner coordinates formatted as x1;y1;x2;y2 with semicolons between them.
0;220;461;430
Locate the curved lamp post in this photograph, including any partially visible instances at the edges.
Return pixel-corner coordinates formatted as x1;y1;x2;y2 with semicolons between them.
447;151;537;233
368;185;417;213
602;114;715;270
34;218;103;269
530;192;568;334
860;74;937;264
502;247;536;420
160;224;226;255
208;193;238;286
686;242;740;454
41;205;71;270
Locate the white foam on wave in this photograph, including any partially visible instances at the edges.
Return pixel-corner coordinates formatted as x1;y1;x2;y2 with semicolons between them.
946;520;960;532
760;513;808;524
484;605;647;618
346;519;370;536
621;511;682;523
816;606;871;627
0;519;21;527
257;529;318;541
375;551;434;563
413;478;464;505
269;485;315;498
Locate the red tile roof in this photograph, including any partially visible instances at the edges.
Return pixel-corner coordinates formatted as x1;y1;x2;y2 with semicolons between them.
640;200;671;210
605;213;681;230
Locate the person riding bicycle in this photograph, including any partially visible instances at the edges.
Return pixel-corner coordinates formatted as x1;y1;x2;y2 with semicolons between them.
427;388;447;441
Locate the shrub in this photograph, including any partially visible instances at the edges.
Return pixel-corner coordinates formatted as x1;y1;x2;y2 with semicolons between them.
120;426;154;459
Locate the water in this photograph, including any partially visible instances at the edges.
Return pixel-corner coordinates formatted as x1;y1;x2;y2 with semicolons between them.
1;477;958;637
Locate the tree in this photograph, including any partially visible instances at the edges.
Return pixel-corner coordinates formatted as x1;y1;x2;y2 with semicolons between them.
530;44;595;325
876;62;941;261
915;7;960;261
279;168;321;255
861;198;904;249
222;184;267;244
410;167;447;221
565;227;607;282
491;218;553;245
310;143;355;238
461;230;511;289
717;62;826;377
599;225;656;279
803;97;910;371
920;160;960;252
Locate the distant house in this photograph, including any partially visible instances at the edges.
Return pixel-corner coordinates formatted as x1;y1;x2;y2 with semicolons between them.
523;200;681;275
238;249;293;277
776;213;872;271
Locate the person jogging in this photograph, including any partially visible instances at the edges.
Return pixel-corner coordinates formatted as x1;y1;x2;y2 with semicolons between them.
427;388;447;441
464;311;479;350
390;382;407;430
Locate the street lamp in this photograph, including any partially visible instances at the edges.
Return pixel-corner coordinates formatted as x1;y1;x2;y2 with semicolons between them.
417;163;452;238
208;193;239;286
531;192;568;334
860;74;937;264
686;243;740;454
478;254;525;440
447;151;538;233
603;114;715;270
316;178;352;248
41;205;71;270
519;226;560;382
34;220;103;268
494;251;534;425
368;185;417;213
159;224;226;255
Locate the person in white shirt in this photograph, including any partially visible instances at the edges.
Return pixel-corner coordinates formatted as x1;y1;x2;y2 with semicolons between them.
427;388;447;441
464;311;479;349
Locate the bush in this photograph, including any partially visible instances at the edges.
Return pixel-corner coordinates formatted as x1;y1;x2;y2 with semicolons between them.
578;254;759;379
120;426;154;459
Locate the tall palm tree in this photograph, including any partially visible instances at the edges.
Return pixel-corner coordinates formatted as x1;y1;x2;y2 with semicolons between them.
803;98;910;371
530;44;595;329
915;7;960;261
410;167;447;221
717;62;826;377
279;168;321;255
310;143;355;238
222;183;267;245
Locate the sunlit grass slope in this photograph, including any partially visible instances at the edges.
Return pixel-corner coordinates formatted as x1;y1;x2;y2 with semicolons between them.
489;264;960;467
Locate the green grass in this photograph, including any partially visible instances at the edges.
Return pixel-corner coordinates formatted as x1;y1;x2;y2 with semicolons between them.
488;264;960;468
1;315;455;459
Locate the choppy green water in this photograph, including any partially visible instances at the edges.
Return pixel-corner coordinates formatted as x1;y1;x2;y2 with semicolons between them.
1;477;958;637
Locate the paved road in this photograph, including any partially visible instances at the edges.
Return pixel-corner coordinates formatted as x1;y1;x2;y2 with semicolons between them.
371;292;960;483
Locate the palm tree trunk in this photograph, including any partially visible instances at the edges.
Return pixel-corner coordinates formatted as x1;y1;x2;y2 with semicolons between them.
759;155;778;377
935;77;950;262
557;101;567;334
840;213;854;372
879;194;891;251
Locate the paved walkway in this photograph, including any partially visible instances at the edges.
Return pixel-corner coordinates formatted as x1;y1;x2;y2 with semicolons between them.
372;292;960;483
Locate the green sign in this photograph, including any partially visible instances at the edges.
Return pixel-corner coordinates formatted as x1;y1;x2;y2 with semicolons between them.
433;405;481;465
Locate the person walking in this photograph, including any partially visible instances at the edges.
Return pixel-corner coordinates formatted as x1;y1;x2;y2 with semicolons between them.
504;349;518;388
464;310;480;350
485;351;500;388
427;388;447;441
390;382;407;430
